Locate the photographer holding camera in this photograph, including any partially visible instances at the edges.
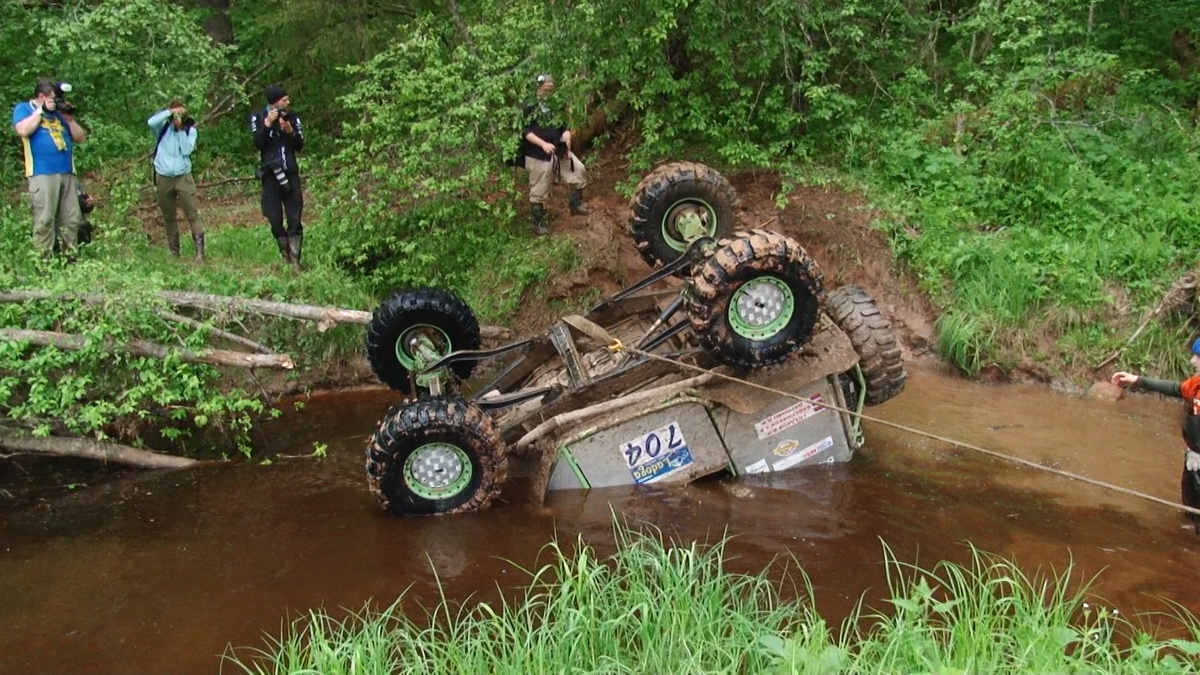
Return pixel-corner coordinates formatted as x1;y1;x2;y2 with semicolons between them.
518;73;588;235
148;100;205;261
249;84;305;270
11;78;86;257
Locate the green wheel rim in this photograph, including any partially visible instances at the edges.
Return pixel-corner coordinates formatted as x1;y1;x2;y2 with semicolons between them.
661;198;718;252
395;324;452;371
727;276;795;340
403;442;473;500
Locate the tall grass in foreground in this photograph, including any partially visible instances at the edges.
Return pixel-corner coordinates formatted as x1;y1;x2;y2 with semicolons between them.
223;523;1200;674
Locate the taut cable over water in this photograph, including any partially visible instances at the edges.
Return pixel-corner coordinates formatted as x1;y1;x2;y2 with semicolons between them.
614;342;1200;518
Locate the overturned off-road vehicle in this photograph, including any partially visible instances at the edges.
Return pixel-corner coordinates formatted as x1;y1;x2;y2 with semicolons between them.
362;163;906;516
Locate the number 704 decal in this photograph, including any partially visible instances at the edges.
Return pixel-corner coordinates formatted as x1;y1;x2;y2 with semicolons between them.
620;421;694;484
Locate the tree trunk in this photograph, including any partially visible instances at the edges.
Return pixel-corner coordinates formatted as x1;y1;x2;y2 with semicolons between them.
0;429;199;469
192;0;234;45
1;329;295;370
0;290;513;340
446;0;473;50
158;291;374;332
573;97;628;153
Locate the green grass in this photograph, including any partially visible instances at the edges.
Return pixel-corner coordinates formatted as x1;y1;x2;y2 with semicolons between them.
849;99;1200;381
223;521;1200;674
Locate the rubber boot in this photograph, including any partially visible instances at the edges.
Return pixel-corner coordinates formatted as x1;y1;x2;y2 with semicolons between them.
530;203;549;235
567;188;589;216
276;236;293;264
288;234;303;271
167;231;181;257
193;233;206;262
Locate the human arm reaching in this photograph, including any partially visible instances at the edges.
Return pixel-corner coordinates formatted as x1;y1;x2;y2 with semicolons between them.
1111;372;1184;398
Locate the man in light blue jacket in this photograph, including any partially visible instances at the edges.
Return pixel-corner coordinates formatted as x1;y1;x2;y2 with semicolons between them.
148;100;205;260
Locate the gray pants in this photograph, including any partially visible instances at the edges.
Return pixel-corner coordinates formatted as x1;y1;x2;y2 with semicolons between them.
28;173;83;253
526;153;586;204
156;172;204;239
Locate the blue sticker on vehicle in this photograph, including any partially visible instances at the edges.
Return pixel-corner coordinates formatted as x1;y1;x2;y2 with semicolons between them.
621;421;694;484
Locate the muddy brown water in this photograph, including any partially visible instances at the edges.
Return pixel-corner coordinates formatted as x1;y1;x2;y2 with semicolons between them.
3;363;1200;673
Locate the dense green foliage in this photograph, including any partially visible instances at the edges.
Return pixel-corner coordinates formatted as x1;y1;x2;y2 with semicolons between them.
1;0;1198;451
225;523;1200;673
258;0;1200;375
848;0;1200;375
0;0;236;180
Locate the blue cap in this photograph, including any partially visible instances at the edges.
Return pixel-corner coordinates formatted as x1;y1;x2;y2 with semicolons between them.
1191;337;1200;356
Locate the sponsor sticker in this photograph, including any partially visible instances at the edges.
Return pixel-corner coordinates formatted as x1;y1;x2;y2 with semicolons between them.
744;459;770;474
755;394;825;439
772;435;834;471
620;421;694;485
772;439;801;458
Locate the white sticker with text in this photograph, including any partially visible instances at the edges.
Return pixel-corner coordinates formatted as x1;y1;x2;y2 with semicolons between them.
772;436;834;471
755;394;825;439
744;459;770;474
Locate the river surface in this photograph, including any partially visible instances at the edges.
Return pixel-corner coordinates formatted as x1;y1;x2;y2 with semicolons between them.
3;362;1200;673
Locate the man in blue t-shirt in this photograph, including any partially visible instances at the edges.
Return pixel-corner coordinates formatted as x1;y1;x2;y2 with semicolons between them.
11;79;87;255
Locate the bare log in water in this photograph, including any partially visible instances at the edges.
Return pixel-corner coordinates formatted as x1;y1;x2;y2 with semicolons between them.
0;430;198;469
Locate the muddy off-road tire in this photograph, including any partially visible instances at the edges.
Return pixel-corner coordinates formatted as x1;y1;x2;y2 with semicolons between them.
685;230;825;369
365;397;507;516
629;161;738;268
366;288;481;394
827;284;906;406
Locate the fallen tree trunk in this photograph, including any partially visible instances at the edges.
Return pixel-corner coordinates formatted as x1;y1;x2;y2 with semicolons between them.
0;290;512;339
158;290;372;332
0;430;199;469
158;309;274;354
1;329;295;370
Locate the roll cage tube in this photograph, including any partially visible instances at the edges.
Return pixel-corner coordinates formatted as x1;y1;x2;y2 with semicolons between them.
415;237;717;408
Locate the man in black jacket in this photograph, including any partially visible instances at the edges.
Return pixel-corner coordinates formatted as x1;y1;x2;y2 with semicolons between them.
519;74;587;235
250;84;305;269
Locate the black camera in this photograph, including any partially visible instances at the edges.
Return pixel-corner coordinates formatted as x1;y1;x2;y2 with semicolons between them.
53;82;76;116
258;161;290;191
171;112;196;129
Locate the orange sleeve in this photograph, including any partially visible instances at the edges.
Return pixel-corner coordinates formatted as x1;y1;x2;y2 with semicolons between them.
1181;376;1200;405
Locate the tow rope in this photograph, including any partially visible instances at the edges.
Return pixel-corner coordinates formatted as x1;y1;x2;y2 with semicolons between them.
609;342;1200;519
